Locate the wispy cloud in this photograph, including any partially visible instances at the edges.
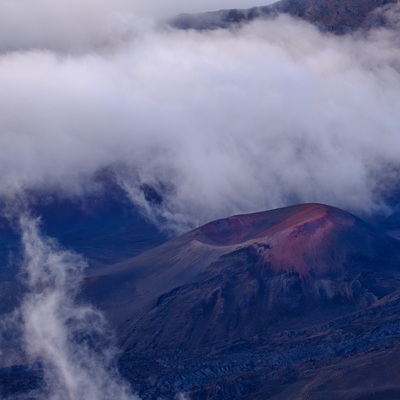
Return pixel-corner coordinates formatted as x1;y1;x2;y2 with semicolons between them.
3;214;140;399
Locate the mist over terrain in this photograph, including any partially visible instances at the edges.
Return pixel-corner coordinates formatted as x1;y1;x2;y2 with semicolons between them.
16;214;139;399
1;1;400;232
1;1;400;399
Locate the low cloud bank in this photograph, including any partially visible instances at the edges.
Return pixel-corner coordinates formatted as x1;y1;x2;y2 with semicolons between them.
0;8;400;231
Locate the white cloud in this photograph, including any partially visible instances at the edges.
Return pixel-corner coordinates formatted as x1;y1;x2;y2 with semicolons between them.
0;10;399;231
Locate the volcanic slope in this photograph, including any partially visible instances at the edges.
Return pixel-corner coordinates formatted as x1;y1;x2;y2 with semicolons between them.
3;203;400;399
85;203;400;353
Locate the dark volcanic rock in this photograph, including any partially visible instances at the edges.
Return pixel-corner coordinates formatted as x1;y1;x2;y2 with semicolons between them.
119;295;400;399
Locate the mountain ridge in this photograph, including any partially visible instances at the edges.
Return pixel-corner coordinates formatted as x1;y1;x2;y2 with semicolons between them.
169;0;399;34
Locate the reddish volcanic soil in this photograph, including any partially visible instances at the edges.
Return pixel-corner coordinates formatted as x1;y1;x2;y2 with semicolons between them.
196;204;349;246
195;204;357;276
194;203;399;278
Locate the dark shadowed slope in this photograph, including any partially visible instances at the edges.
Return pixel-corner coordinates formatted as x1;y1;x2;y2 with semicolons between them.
169;0;399;34
0;169;169;269
0;176;167;316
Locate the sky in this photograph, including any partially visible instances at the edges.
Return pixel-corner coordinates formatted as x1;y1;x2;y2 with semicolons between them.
0;0;275;51
0;0;399;234
132;0;274;17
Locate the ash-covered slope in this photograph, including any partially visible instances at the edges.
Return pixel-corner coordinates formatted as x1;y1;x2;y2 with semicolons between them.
169;0;399;34
85;204;400;353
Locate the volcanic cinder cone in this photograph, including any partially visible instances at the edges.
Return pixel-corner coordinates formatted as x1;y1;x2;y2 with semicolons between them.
85;203;400;352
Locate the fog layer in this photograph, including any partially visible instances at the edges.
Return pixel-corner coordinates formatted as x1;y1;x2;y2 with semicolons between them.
0;8;400;231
